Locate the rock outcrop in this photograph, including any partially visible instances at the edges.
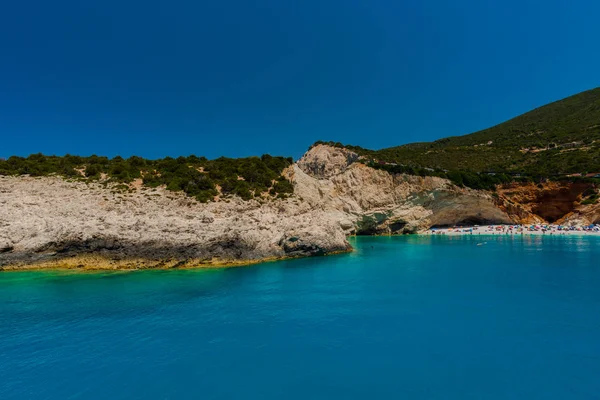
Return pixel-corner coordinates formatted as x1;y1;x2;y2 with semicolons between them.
1;144;598;270
0;174;350;269
296;144;360;179
496;182;598;225
293;144;512;234
561;202;600;226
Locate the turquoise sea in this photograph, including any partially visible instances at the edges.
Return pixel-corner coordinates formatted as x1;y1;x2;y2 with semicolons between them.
2;235;600;399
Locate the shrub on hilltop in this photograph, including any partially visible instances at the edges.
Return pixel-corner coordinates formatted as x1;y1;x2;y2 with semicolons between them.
0;153;294;202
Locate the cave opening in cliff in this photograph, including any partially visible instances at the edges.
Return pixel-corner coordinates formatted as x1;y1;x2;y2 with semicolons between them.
389;220;407;233
529;185;591;223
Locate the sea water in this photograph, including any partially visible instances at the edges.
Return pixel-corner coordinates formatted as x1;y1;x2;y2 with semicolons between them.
1;235;600;399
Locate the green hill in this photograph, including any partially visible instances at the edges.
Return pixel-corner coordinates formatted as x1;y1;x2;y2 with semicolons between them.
2;87;599;198
325;87;600;176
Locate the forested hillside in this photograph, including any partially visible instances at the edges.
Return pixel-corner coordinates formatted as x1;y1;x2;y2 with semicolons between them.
321;87;600;176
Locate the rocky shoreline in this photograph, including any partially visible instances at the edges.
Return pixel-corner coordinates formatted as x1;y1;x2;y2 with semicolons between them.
1;145;599;271
0;174;352;270
0;248;355;272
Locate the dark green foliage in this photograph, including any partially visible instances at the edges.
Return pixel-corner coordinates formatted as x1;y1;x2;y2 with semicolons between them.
85;164;100;178
0;153;294;202
232;180;253;200
581;193;599;205
317;87;600;176
312;87;600;189
109;161;139;182
368;161;513;190
272;177;294;197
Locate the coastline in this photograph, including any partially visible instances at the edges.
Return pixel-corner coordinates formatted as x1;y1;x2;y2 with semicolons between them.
3;146;599;274
0;248;354;272
424;224;600;236
3;227;600;272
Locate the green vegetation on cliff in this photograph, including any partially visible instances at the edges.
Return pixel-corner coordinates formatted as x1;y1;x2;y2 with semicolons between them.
0;154;294;202
318;87;600;176
4;88;599;198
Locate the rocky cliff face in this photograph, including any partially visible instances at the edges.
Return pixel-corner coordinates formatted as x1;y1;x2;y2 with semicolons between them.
563;201;600;226
496;182;599;225
296;144;360;179
1;144;598;270
293;145;513;234
0;175;350;269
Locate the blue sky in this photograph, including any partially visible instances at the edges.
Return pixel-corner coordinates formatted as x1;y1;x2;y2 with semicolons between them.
1;0;599;160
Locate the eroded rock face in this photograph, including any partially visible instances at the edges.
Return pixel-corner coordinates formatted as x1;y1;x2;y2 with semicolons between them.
292;146;512;234
0;175;351;269
297;144;360;179
556;195;600;226
2;144;596;269
496;182;597;224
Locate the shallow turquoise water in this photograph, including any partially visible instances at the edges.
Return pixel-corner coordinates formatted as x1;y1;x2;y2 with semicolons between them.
2;235;600;399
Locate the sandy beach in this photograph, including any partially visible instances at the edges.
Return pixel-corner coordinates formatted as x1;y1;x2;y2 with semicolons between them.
425;224;600;236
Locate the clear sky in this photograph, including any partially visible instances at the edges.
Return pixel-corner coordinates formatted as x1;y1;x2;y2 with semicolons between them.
1;0;599;160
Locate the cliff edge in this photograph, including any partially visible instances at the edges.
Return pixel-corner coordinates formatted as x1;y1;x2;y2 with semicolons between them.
0;172;350;269
1;144;598;270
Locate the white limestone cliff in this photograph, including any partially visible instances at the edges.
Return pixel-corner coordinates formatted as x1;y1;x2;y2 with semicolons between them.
0;144;555;270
